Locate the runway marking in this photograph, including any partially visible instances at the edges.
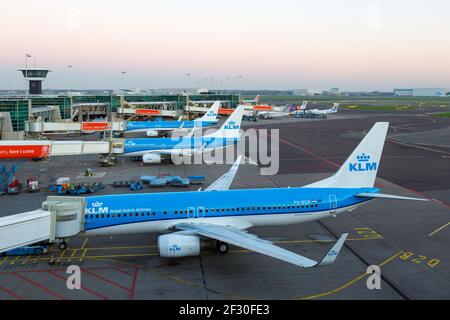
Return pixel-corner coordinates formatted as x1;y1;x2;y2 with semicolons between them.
83;269;131;292
10;256;20;266
47;270;110;300
21;255;31;265
130;267;138;300
428;222;450;237
79;238;89;262
294;250;403;300
0;284;24;300
387;139;450;156
11;272;66;300
278;137;340;169
68;249;78;262
6;235;383;265
58;248;66;262
0;256;9;267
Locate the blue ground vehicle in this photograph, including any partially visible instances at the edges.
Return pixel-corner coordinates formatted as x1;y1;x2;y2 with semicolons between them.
129;182;144;190
2;245;48;256
48;182;104;195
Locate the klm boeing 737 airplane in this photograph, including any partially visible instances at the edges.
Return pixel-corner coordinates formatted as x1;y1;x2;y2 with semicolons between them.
76;122;426;268
125;101;220;137
122;105;243;164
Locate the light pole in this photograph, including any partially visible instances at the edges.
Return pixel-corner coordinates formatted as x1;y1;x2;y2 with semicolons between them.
239;75;243;95
24;54;31;98
121;71;126;95
67;65;72;95
186;73;191;93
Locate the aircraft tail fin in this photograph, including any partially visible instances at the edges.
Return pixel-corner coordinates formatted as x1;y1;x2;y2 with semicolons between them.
200;101;220;122
207;105;244;139
331;103;339;112
304;122;389;188
300;101;308;110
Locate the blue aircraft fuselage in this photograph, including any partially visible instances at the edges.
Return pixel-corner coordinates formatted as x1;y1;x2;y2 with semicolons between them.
83;187;378;235
126;120;218;132
123;136;238;156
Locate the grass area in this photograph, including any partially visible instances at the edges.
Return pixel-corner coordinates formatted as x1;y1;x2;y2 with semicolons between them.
432;112;450;118
343;105;416;111
243;95;450;110
243;95;450;103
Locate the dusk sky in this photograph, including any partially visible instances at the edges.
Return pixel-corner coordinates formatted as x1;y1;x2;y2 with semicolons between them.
1;0;449;91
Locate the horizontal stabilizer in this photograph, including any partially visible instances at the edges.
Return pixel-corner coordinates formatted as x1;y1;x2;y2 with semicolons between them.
356;193;428;201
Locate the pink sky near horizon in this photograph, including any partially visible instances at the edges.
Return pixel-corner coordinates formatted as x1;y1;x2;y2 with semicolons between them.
1;0;449;91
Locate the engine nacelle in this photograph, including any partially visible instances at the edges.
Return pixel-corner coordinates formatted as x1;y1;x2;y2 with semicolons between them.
142;153;162;164
158;233;200;257
146;130;159;137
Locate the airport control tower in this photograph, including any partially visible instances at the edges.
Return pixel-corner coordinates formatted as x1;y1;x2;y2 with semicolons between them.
17;67;52;95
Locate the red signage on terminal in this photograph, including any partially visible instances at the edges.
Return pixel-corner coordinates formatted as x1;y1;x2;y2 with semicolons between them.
0;145;50;159
218;108;234;115
253;105;272;111
81;122;111;132
135;109;161;115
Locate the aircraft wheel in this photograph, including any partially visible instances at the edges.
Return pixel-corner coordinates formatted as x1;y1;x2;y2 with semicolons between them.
58;241;67;251
217;241;229;254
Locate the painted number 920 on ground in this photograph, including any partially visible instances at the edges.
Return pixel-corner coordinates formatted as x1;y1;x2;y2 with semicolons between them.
399;251;440;268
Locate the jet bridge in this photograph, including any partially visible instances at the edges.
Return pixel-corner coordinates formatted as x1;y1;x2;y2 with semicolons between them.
0;197;85;253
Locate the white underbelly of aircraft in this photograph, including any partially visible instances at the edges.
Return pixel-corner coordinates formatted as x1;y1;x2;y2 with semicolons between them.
83;206;356;237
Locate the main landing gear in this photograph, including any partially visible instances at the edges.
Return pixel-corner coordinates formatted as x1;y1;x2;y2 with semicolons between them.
216;241;229;254
58;240;67;251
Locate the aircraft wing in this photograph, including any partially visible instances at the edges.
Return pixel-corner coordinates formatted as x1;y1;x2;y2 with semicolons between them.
205;156;242;191
174;222;348;268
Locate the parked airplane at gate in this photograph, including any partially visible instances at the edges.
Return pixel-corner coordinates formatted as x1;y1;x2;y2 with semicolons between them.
299;102;339;117
257;104;300;119
123;105;243;163
77;121;426;268
125;101;220;137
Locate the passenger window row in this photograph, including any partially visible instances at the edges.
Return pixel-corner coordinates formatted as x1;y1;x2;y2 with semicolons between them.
85;203;320;220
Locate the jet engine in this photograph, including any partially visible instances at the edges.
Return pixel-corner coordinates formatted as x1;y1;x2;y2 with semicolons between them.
158;233;200;257
146;130;159;137
142;153;162;164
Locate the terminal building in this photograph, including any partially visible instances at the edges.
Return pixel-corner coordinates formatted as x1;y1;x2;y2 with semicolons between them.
0;93;241;139
393;88;448;97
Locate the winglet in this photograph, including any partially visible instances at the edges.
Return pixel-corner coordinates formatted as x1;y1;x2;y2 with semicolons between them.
316;233;348;267
204;155;242;191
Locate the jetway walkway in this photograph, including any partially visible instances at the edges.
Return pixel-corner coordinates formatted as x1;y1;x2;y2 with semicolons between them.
0;197;85;253
25;120;126;134
0;140;113;159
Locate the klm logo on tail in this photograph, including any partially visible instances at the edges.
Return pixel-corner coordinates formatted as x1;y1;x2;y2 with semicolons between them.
349;153;377;172
224;120;239;130
206;111;217;117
